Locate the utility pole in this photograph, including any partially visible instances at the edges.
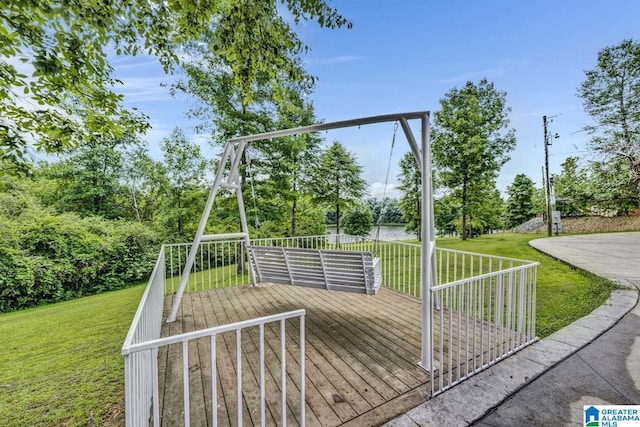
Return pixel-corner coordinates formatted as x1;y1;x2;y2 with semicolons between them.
543;115;552;237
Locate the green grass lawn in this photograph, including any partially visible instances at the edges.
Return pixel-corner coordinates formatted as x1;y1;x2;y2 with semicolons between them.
0;285;145;427
0;232;617;426
436;233;617;337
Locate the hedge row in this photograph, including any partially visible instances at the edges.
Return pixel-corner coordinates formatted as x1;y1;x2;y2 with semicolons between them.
0;210;161;313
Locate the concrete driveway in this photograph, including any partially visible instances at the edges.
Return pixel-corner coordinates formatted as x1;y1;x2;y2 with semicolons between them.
529;232;640;287
475;232;640;426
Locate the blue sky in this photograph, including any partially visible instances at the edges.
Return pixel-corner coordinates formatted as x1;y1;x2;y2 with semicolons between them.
112;0;640;199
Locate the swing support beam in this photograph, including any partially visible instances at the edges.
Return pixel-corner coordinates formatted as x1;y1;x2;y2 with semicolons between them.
166;111;436;371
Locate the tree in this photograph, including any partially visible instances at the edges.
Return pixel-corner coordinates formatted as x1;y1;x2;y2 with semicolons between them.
366;197;403;225
434;193;459;236
43;136;134;219
173;30;324;238
397;152;422;240
160;128;207;236
1;0;350;174
578;39;640;207
553;157;590;216
122;143;168;224
587;159;638;214
288;196;326;237
505;174;536;228
468;180;504;235
257;91;323;237
380;198;403;224
342;206;374;237
432;79;516;239
308;141;366;236
531;186;546;216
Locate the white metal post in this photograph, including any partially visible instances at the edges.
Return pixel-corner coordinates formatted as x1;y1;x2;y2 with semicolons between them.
233;144;257;287
167;143;234;322
419;112;435;371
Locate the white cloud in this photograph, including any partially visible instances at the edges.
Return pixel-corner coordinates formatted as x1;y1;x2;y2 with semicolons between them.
114;76;174;103
368;181;400;200
110;58;160;72
441;68;504;84
306;55;363;65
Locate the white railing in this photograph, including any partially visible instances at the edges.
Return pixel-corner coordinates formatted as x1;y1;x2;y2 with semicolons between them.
123;306;306;427
430;260;538;394
123;234;538;423
122;248;167;427
164;240;251;295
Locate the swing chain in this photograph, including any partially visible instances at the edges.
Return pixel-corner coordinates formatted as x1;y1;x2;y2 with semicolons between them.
374;121;398;255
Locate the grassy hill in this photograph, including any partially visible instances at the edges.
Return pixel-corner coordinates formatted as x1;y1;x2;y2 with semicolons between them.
0;285;145;426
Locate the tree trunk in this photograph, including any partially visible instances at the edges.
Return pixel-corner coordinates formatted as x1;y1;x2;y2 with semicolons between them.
291;198;297;236
129;185;142;222
237;113;248;274
237;244;245;275
416;197;422;241
461;180;468;240
178;196;183;236
335;176;341;247
291;177;298;239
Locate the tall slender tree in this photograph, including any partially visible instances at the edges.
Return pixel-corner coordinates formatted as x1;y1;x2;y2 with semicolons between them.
578;39;640;207
160;128;207;236
467;180;504;235
553;157;589;216
587;159;638;214
308;141;366;236
122;143;168;224
257;89;322;237
397;152;422;240
505;174;536;228
432;79;516;239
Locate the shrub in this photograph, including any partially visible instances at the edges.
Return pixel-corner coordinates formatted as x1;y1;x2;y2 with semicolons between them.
0;204;162;312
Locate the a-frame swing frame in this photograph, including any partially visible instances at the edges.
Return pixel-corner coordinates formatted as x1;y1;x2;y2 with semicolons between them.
166;111;438;370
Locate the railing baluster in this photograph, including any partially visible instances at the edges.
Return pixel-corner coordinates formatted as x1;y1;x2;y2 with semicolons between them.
438;287;444;392
211;335;217;427
228;243;232;288
237;330;242;427
215;243;219;289
152;348;159;426
281;319;287;426
208;243;212;290
300;315;306;427
260;324;265;427
183;341;190;427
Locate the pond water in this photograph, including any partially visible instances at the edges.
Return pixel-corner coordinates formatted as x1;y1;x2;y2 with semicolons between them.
326;224;417;241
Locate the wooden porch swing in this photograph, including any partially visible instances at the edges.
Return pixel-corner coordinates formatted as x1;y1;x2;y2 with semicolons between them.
247;245;382;295
243;121;401;296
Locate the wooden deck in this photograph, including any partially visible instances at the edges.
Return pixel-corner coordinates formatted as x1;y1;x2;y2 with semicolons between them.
157;284;507;426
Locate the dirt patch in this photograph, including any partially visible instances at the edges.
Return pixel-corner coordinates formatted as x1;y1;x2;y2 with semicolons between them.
103;397;125;427
535;215;640;234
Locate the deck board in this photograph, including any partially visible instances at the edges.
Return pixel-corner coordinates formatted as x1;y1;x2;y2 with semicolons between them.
157;284;512;426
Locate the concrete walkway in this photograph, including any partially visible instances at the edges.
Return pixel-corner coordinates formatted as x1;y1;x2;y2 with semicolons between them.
385;232;640;426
